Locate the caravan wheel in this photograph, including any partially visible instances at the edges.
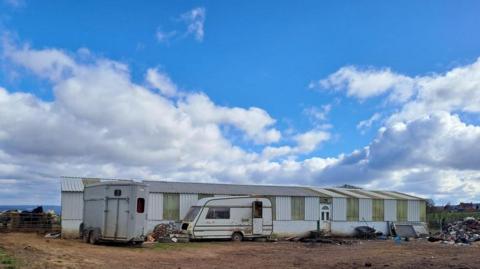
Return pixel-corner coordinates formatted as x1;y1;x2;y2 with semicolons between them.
231;232;243;242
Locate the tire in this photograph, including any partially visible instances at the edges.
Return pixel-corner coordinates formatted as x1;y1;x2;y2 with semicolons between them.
82;230;90;243
231;232;243;242
89;230;99;245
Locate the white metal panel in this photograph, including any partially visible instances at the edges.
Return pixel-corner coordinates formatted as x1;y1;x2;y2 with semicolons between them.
61;192;83;220
180;193;198;219
147;193;163;220
276;196;291;220
272;220;317;235
359;198;372;221
408;200;420;222
304;197;320;220
332;197;346;221
61;220;83;238
384;199;397;221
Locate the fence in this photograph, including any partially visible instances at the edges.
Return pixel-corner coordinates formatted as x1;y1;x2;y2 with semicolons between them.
0;212;60;233
427;212;480;232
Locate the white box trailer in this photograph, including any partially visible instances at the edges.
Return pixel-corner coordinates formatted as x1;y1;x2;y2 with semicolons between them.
181;196;273;241
81;181;148;244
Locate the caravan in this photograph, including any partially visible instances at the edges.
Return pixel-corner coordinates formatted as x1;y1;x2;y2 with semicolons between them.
181;196;273;241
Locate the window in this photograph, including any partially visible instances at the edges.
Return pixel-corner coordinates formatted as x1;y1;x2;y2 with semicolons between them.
206;207;230;219
347;198;359;221
184;206;201;222
253;201;263;218
198;193;214;200
291;197;305;220
114;189;121;196
136;198;145;213
397;200;408;222
163;193;180;220
372;199;384;221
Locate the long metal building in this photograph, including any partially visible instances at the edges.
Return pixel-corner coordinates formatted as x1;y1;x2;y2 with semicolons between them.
60;177;426;238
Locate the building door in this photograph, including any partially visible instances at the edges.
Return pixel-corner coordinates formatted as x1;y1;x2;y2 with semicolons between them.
252;201;263;234
105;198;129;239
320;204;331;232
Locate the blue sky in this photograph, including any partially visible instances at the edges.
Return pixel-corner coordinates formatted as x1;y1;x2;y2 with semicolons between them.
1;0;480;205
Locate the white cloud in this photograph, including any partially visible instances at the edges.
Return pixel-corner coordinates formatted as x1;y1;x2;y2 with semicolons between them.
303;104;331;122
180;7;206;42
314;66;415;102
156;29;177;43
357;113;381;132
145;68;178;97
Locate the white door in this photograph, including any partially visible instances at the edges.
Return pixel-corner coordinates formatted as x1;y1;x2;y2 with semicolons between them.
252;201;263;234
105;198;129;239
320;204;331;232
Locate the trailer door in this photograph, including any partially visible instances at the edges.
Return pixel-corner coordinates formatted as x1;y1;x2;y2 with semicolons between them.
105;198;129;239
252;201;263;234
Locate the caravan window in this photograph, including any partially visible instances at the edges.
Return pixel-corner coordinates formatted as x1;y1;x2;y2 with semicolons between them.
184;206;201;222
206;207;230;219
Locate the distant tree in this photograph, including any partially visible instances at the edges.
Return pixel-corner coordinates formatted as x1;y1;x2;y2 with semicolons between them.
426;199;435;213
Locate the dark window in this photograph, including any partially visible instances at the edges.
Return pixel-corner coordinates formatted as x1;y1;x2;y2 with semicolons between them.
206;207;230;219
114;189;122;196
253;201;263;218
137;198;145;213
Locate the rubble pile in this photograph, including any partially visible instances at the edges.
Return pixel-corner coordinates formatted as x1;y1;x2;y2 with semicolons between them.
147;222;181;242
428;217;480;245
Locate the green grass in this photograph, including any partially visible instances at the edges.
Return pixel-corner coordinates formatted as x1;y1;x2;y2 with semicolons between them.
0;248;16;269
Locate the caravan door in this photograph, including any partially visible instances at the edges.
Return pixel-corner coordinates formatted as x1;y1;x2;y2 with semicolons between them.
252;201;263;234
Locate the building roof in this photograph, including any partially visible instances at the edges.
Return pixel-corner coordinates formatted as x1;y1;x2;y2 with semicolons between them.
61;177;424;200
61;177;84;192
145;180;321;197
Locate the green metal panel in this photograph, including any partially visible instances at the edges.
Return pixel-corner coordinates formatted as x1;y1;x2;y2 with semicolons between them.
419;201;426;222
397;200;408;222
347;198;359;221
372;199;384;221
163;193;180;220
291;197;305;220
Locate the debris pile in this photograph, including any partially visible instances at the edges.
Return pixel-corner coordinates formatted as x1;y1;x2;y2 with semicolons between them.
0;206;60;233
147;222;184;242
428;217;480;245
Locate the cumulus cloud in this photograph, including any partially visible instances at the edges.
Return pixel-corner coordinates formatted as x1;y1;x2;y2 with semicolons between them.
309;59;480;203
145;68;178;97
313;66;415;102
0;40;337;204
357;113;382;132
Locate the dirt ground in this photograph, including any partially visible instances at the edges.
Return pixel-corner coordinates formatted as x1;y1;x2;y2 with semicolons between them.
1;233;480;269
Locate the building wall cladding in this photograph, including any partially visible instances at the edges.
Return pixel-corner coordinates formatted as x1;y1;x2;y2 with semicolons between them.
60;178;426;237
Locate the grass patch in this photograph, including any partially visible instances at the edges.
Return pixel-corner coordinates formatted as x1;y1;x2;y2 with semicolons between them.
0;247;16;269
153;242;213;251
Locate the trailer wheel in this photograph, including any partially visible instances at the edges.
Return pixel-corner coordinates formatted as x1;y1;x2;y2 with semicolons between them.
231;232;243;242
89;230;99;244
82;230;90;243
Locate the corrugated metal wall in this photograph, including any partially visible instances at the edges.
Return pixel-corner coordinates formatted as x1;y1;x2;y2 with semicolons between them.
384;200;397;221
305;197;319;220
180;194;198;219
359;198;372;221
61;192;83;220
332;197;346;221
408;200;420;222
276;196;291;220
147;193;163;220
